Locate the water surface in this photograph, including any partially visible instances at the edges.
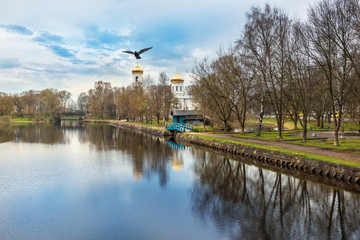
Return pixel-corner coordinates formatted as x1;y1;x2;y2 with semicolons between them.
0;122;359;239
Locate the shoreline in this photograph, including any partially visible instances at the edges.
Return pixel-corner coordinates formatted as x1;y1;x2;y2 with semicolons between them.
175;133;360;193
86;120;360;193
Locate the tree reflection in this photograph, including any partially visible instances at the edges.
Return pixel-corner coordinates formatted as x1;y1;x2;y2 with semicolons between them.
0;124;67;144
191;151;360;239
78;125;172;186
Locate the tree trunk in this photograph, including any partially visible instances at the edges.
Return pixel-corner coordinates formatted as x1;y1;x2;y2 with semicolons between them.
203;109;206;131
256;95;264;136
293;114;298;130
334;127;339;146
239;120;245;135
316;115;321;128
340;115;345;138
277;117;283;139
302;117;307;142
224;120;228;132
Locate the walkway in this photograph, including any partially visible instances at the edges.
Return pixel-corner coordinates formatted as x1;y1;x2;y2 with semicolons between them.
190;132;360;163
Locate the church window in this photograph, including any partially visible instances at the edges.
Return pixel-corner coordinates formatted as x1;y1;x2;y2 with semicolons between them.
135;76;138;82
180;86;182;91
176;86;178;91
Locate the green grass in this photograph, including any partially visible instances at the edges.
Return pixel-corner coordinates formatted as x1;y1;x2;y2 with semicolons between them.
294;138;360;151
193;125;222;132
10;117;34;123
232;131;322;142
247;117;296;130
184;133;360;167
246;117;360;132
128;120;169;128
89;116;102;120
62;115;82;119
344;121;360;131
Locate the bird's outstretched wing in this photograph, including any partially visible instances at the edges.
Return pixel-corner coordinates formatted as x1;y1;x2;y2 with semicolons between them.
122;51;135;54
138;47;152;54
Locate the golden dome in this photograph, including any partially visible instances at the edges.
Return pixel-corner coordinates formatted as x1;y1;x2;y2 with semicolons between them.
171;72;184;83
132;64;143;73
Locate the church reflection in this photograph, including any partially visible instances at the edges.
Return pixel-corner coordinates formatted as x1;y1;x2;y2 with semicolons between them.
2;122;360;239
190;150;360;239
167;140;193;173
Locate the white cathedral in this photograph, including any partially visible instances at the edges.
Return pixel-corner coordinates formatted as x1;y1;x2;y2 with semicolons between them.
131;64;196;110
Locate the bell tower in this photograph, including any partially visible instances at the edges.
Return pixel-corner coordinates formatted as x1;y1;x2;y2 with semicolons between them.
132;64;143;84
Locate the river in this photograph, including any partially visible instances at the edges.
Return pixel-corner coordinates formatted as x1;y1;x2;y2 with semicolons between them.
0;121;359;239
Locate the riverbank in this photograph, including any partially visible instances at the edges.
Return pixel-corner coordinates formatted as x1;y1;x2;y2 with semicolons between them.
81;119;172;136
86;120;360;192
175;133;360;192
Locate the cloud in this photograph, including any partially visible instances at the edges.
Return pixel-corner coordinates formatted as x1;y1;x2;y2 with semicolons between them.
69;59;96;65
0;58;20;69
32;31;63;44
84;25;126;50
0;24;33;35
48;45;75;58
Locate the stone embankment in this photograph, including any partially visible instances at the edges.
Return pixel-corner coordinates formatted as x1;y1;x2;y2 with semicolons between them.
83;120;172;136
112;121;172;136
83;120;360;193
176;134;360;193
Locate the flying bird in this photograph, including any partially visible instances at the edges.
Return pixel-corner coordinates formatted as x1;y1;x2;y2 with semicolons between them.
122;47;153;59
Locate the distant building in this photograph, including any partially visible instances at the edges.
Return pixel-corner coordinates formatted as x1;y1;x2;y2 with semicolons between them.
130;64;196;111
171;110;204;125
132;64;143;84
170;72;196;110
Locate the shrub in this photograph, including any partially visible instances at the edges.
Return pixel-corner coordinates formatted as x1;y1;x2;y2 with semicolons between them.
0;116;11;123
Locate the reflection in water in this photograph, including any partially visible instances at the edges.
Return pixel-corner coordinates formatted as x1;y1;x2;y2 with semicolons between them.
167;140;194;173
0;123;72;144
1;122;360;239
190;151;360;239
78;124;172;186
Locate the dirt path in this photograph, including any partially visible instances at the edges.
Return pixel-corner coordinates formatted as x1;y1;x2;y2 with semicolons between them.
190;132;360;162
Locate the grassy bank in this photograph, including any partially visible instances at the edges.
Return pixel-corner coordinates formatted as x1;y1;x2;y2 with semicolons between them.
185;133;360;167
293;138;360;152
231;131;322;141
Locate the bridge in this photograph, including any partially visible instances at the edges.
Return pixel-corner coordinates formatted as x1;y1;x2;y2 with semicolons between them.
166;123;193;133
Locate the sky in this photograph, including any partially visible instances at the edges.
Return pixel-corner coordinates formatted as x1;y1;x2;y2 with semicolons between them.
0;0;313;100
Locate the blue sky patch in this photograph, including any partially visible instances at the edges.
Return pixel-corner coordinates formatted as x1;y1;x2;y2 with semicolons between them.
84;25;125;50
0;58;20;69
33;31;63;44
0;24;33;35
48;45;75;58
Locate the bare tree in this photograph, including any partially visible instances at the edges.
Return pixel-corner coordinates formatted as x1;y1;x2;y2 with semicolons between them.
77;92;89;113
59;90;71;113
307;0;355;145
40;89;62;118
13;94;25;115
284;22;319;141
191;58;233;131
115;86;131;121
216;47;255;134
159;72;174;124
0;93;14;116
240;4;291;138
88;81;115;120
